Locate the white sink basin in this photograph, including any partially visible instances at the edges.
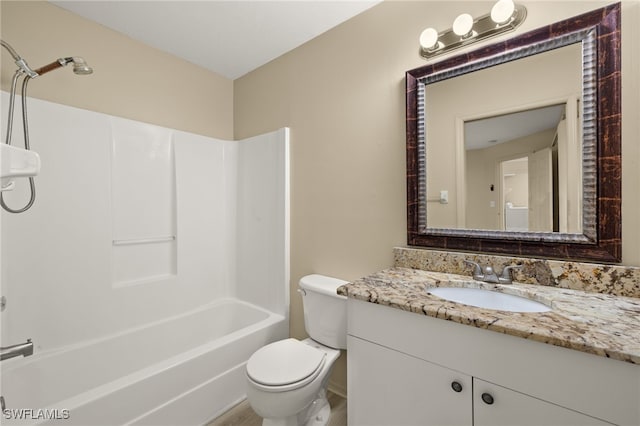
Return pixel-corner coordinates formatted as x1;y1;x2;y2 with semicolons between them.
428;287;551;313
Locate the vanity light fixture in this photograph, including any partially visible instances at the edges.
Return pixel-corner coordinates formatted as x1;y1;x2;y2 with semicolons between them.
419;0;526;59
452;13;475;38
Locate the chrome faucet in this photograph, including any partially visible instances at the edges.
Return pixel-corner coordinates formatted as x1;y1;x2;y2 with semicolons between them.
1;339;34;361
464;260;523;284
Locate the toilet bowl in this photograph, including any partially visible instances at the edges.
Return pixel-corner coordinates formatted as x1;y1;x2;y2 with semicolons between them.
245;275;348;426
246;338;341;426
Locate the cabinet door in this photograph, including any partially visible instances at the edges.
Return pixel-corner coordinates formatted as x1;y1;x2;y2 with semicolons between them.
348;335;472;426
473;378;613;426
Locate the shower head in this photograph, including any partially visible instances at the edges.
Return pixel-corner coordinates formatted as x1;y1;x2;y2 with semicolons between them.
33;56;93;77
2;40;93;78
69;57;93;75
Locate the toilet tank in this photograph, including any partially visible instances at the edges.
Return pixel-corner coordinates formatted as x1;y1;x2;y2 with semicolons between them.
299;274;348;349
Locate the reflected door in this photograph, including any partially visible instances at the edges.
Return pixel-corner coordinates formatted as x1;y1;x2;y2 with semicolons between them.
528;147;553;232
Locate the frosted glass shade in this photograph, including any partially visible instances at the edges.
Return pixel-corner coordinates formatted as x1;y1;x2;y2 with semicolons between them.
491;0;516;24
419;28;439;50
453;13;473;36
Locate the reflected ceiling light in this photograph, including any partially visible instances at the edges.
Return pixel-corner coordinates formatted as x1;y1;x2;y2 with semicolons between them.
419;0;526;60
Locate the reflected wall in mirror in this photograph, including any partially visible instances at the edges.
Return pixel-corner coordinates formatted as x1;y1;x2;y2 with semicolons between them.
426;43;582;234
406;3;621;262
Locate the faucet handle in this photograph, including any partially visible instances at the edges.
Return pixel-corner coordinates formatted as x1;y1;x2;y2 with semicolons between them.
499;264;524;283
464;260;483;279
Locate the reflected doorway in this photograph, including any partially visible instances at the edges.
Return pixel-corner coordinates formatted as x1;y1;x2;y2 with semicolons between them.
499;150;553;233
501;157;529;231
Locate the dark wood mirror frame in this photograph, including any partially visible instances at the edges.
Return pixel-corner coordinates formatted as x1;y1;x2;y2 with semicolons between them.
406;3;621;263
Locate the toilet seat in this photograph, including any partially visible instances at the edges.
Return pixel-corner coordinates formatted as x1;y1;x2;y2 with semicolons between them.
246;338;326;392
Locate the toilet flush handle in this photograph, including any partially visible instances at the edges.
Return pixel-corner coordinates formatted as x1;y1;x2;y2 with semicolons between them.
297;288;306;296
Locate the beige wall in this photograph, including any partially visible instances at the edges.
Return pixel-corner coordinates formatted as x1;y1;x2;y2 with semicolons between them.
1;1;234;139
234;1;640;394
2;0;639;397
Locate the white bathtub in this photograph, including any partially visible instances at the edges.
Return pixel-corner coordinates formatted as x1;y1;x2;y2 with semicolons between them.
0;298;287;425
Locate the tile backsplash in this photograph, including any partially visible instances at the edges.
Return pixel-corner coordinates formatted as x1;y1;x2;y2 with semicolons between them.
394;247;640;299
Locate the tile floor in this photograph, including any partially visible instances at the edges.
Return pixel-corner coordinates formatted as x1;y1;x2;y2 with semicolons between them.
208;391;347;426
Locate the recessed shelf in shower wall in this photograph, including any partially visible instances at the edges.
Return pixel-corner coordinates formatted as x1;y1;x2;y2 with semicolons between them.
110;117;177;288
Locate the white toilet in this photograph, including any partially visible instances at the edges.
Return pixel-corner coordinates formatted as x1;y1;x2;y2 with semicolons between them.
245;274;348;426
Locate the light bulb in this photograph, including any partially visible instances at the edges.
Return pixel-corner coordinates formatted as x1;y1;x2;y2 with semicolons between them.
491;0;516;24
452;13;474;37
419;28;439;50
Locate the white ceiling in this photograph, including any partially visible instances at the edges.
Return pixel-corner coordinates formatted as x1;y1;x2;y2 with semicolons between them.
465;104;566;151
49;0;381;80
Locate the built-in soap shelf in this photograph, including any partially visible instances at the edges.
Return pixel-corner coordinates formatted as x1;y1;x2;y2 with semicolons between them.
112;235;177;287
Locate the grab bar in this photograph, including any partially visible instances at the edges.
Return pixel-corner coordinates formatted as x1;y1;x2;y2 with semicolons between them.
112;236;176;246
1;339;33;361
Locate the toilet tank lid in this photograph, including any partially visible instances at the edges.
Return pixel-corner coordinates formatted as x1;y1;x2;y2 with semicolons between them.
299;274;349;297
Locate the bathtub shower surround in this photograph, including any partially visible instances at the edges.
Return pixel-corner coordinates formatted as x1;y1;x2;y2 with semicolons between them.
0;92;289;425
394;247;640;298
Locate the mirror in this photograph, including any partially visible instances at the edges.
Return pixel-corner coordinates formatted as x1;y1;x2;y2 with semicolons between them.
426;43;582;233
406;3;621;262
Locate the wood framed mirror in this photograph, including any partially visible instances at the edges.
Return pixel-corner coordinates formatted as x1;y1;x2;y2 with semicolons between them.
406;3;621;262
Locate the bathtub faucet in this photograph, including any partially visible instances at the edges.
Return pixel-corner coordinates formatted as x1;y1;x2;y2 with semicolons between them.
1;339;33;361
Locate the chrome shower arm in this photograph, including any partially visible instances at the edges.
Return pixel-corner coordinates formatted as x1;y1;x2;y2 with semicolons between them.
1;40;38;78
0;39;20;61
14;58;38;78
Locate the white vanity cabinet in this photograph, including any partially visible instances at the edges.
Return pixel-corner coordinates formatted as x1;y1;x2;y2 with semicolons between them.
347;299;639;426
348;335;472;426
349;336;610;426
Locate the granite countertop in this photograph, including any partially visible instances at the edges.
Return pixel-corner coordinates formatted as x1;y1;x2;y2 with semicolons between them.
338;267;640;365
